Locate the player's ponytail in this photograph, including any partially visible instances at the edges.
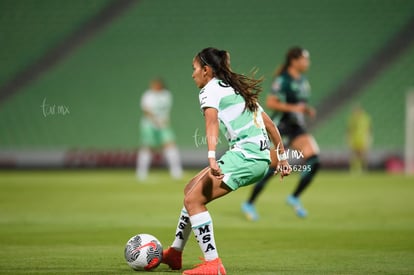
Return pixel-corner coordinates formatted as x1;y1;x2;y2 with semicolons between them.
274;46;308;76
196;47;263;113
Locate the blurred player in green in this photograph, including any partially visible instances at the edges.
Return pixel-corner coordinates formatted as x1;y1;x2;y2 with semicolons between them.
242;47;320;219
347;104;372;173
136;78;182;181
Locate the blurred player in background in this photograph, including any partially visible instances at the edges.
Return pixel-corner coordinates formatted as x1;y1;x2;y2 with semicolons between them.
242;47;320;219
161;47;291;275
347;104;372;173
136;78;182;181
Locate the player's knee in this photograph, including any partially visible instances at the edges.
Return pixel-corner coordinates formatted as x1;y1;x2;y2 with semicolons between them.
183;193;199;213
183;198;191;213
184;184;191;195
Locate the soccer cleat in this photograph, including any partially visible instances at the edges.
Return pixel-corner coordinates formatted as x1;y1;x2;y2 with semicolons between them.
241;202;259;221
162;247;182;270
286;195;308;218
182;257;226;275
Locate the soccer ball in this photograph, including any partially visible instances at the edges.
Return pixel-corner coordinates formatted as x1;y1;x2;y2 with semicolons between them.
124;233;163;271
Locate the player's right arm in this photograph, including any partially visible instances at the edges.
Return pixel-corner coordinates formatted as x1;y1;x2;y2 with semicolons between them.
266;95;305;113
204;107;223;179
141;92;153;119
267;95;316;118
267;77;313;115
141;93;163;127
199;84;223;179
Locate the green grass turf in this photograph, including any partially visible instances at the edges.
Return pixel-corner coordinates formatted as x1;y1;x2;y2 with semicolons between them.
0;170;413;274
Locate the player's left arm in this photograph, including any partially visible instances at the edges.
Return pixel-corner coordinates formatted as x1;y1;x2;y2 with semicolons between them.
261;111;291;178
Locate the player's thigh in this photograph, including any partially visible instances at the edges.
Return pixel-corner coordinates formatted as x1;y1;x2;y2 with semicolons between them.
160;127;175;146
291;134;320;158
352;147;367;158
184;167;210;195
184;169;231;205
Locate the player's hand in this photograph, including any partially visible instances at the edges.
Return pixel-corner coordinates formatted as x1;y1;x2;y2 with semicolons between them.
154;119;166;128
305;106;316;119
275;160;292;180
294;103;307;113
209;158;224;180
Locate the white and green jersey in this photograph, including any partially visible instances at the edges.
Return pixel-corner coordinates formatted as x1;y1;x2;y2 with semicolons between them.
141;89;172;126
199;78;270;162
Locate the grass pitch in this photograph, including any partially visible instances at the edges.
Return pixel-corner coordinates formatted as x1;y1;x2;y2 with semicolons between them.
0;170;413;274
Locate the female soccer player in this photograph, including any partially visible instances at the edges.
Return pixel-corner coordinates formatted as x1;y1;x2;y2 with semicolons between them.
136;78;182;180
160;47;291;275
242;47;320;219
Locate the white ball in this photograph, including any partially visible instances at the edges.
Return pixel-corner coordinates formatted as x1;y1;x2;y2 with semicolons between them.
124;233;163;271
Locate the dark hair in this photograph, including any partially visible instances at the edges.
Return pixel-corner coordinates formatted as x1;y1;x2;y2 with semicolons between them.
274;46;308;76
196;47;262;112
